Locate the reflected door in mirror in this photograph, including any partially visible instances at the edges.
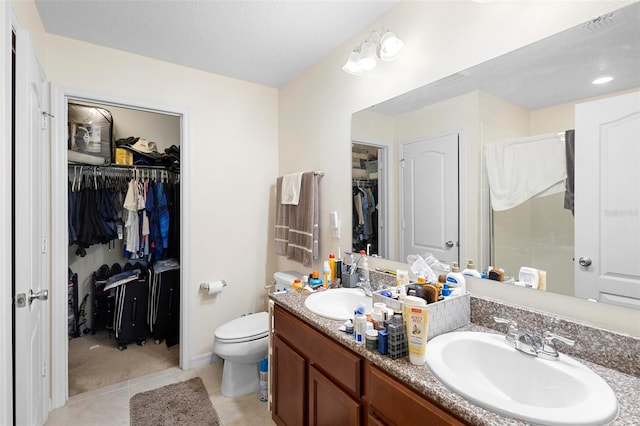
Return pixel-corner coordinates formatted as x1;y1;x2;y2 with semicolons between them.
401;133;459;265
575;91;640;309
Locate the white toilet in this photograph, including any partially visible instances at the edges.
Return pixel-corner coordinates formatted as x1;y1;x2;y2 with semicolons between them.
213;311;269;397
212;271;302;397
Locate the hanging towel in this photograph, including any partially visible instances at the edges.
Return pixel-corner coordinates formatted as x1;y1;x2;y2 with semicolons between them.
484;133;567;211
286;172;320;267
281;172;303;205
563;129;575;215
275;176;290;256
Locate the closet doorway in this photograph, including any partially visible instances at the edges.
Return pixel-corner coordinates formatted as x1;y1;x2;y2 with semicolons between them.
49;88;192;409
351;142;388;259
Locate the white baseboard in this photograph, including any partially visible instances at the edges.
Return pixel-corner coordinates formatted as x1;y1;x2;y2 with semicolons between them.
190;352;221;369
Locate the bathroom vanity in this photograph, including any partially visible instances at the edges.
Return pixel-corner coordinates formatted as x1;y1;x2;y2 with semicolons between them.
272;304;466;425
270;290;640;426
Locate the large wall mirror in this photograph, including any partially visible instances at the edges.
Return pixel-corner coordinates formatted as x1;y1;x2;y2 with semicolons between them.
351;2;639;308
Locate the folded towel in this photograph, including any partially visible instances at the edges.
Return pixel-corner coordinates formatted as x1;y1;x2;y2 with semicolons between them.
281;172;303;205
286;172;320;267
485;133;567;211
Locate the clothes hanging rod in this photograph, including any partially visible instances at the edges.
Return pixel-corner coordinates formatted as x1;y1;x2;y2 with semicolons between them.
67;163;178;172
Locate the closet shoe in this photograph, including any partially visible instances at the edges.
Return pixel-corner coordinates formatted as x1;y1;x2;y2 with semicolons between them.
95;264;110;284
110;263;122;277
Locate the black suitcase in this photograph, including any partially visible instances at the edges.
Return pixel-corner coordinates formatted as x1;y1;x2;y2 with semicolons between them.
112;267;149;351
148;260;180;346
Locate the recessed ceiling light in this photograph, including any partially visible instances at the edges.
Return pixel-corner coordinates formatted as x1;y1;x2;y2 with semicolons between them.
592;76;614;85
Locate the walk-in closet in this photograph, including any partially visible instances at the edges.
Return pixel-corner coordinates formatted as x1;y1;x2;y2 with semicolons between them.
352;143;380;256
66;100;182;396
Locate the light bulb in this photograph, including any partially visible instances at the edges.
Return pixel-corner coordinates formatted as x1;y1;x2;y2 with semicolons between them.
379;31;404;61
357;40;378;71
342;50;363;76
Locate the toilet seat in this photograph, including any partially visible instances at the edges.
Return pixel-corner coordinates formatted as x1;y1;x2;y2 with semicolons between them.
214;311;268;343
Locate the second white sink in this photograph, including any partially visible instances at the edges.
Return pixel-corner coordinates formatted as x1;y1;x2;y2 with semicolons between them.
304;288;372;320
425;331;618;425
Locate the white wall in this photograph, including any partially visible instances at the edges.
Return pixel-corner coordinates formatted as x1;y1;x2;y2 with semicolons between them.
44;33;279;359
12;0;279;363
278;0;640;335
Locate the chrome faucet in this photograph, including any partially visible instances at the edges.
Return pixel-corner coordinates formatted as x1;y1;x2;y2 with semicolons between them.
493;317;575;361
356;277;373;297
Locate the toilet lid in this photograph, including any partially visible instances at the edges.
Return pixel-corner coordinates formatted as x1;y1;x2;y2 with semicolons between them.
215;311;269;343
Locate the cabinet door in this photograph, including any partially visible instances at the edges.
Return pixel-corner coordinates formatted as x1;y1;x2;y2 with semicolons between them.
368;365;467;426
309;365;362;426
273;335;307;426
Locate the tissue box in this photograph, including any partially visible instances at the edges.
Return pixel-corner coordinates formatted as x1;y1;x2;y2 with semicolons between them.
372;290;470;340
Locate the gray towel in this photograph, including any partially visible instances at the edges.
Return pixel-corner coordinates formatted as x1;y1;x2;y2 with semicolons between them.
275;172;320;267
564;129;575;215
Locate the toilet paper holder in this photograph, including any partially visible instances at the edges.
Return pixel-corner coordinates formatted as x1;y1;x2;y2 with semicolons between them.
199;280;227;291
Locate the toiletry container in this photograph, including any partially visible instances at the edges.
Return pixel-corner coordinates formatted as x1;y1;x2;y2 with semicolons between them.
323;261;331;288
461;260;481;278
328;253;336;282
354;305;367;344
309;270;323;288
403;296;429;365
446;262;466;293
361;253;370;283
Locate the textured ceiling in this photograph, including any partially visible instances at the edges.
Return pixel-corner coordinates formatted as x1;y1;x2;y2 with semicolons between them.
35;0;397;88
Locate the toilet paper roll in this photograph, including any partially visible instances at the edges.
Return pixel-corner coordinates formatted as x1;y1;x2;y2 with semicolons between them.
207;280;225;295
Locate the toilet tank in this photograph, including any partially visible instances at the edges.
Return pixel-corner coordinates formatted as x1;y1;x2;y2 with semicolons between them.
273;271;304;292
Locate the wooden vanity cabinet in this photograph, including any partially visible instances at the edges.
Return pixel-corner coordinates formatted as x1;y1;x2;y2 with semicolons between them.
273;305;362;426
366;364;467;426
272;304;467;426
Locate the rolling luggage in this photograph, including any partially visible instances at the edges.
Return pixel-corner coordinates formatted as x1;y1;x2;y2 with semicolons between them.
111;266;149;351
148;259;180;346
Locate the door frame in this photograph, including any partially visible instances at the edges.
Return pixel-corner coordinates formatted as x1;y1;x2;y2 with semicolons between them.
0;2;14;424
399;130;465;265
50;86;193;409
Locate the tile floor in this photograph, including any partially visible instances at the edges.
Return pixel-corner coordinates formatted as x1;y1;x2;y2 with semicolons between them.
46;363;276;426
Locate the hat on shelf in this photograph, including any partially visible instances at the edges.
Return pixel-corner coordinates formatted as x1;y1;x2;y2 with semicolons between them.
129;138;158;154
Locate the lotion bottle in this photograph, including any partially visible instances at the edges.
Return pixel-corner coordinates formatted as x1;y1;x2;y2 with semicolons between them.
446;261;466;294
403;296;429;365
461;259;481;278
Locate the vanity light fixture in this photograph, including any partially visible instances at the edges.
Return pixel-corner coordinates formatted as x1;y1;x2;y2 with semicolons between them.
342;29;404;76
592;76;614;85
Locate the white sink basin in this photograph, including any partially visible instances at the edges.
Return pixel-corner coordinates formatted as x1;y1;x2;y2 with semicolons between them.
425;332;618;426
304;288;372;320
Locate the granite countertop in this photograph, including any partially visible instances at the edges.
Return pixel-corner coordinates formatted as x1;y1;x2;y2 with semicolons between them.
270;290;640;426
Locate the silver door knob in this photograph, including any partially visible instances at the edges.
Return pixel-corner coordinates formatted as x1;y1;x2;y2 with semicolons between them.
445;240;455;248
578;257;592;267
29;289;48;305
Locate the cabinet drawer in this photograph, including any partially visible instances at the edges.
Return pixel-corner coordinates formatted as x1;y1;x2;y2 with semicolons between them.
368;364;467;426
275;305;361;395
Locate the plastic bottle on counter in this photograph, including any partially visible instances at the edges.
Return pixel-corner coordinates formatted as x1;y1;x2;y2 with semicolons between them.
354;304;367;344
328;253;337;282
323;261;331;288
361;251;370;284
446;261;466;294
461;259;482;278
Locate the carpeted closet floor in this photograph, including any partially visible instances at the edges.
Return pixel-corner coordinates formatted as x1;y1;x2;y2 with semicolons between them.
68;330;179;396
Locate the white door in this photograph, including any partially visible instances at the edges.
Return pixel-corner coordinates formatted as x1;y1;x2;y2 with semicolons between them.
400;133;459;265
575;91;640;309
14;29;48;426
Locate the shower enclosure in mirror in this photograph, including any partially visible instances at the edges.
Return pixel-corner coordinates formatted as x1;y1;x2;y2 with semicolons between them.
350;2;640;307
